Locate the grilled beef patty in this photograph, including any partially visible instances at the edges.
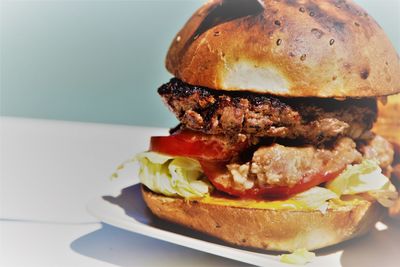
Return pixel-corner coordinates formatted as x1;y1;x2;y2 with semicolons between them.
159;78;377;142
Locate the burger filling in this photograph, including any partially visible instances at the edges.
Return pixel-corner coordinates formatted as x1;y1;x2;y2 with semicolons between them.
224;135;394;192
135;78;398;209
223;137;362;191
159;78;377;142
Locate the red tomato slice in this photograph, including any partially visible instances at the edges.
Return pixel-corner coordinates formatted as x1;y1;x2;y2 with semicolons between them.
200;161;344;199
150;129;343;198
150;129;248;161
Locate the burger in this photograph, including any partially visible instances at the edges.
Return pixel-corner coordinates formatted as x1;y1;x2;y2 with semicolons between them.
135;0;400;252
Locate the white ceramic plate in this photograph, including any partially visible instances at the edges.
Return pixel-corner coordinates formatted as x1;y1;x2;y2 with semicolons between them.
87;184;400;267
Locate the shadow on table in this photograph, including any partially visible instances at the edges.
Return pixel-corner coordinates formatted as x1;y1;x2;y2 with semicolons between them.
71;223;249;267
70;184;252;267
339;217;400;267
71;184;400;267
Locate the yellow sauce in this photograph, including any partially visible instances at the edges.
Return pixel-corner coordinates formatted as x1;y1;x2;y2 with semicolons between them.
200;195;311;210
198;195;360;211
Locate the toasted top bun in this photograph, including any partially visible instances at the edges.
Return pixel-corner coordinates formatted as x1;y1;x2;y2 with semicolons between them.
142;186;383;252
166;0;400;97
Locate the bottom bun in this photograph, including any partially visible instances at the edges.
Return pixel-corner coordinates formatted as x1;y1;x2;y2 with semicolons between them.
141;186;383;252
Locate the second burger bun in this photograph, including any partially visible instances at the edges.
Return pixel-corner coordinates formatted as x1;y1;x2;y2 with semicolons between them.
142;186;383;252
374;94;400;182
167;0;400;97
374;95;400;147
374;94;400;219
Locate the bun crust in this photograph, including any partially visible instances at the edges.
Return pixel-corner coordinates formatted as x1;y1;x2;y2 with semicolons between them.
166;0;400;97
142;186;383;252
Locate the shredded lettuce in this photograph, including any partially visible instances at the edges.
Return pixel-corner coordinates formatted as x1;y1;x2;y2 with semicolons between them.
291;187;338;213
135;152;397;208
280;249;315;265
136;152;211;198
326;160;398;207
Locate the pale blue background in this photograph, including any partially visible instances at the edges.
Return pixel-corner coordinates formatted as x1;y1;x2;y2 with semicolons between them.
1;0;399;128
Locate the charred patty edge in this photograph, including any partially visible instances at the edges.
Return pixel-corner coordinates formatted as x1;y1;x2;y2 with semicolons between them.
159;78;377;142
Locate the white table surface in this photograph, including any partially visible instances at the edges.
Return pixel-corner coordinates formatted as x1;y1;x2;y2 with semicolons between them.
0;117;249;267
